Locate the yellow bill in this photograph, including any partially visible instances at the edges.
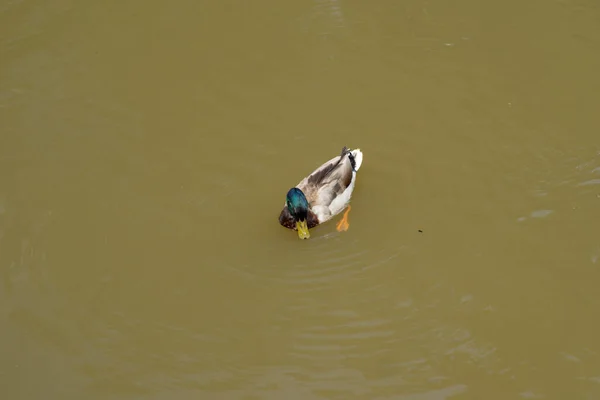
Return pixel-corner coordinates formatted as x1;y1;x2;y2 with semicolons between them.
295;219;310;239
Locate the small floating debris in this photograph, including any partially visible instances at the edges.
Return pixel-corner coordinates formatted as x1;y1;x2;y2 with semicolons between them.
418;229;423;233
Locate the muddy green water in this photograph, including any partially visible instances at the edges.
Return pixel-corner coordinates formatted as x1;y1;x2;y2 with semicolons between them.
1;0;600;399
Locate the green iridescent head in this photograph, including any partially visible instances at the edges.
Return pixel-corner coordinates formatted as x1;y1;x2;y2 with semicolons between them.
286;188;310;239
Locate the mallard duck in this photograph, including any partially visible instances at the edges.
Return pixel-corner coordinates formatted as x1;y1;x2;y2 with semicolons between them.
278;146;364;239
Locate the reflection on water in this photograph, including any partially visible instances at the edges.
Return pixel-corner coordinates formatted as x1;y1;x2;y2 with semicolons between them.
2;0;600;398
312;0;346;28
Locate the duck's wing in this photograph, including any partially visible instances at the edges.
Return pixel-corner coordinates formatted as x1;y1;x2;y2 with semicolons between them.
297;147;355;219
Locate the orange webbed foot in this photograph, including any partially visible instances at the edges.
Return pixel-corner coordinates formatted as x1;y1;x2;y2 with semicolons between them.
336;205;351;232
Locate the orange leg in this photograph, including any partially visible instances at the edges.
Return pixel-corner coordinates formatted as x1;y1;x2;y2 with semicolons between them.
336;205;351;232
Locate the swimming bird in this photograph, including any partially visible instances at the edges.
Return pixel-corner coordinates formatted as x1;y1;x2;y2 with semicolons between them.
278;146;363;239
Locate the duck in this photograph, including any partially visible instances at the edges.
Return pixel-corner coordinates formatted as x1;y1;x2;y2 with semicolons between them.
278;146;363;239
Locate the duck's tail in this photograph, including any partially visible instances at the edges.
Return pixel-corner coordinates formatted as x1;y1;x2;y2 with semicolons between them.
341;146;363;172
350;148;363;171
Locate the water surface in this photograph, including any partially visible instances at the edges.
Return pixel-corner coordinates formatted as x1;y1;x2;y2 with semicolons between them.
1;0;600;399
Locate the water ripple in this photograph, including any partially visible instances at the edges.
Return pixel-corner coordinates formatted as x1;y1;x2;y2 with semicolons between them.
224;239;403;291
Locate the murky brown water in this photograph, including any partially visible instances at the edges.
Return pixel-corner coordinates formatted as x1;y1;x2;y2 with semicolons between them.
2;0;600;398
